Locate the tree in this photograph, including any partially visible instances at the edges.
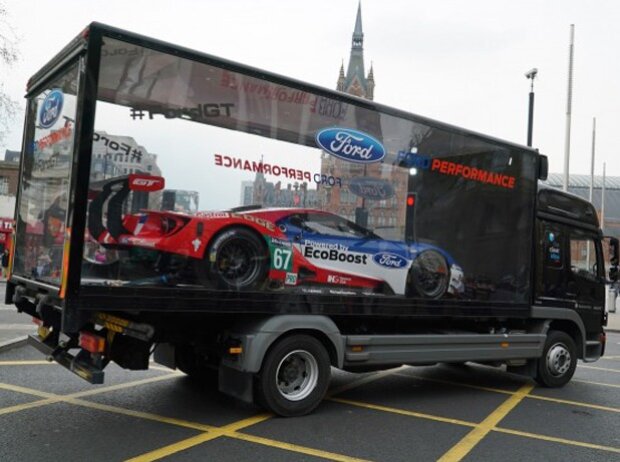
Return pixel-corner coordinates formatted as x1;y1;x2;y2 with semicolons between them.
0;1;19;146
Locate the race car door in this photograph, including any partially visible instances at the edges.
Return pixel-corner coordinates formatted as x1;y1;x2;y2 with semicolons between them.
279;212;411;294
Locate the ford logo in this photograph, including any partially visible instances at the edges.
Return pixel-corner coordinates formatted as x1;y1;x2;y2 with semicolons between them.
349;177;395;201
373;252;408;269
39;89;64;129
316;127;385;164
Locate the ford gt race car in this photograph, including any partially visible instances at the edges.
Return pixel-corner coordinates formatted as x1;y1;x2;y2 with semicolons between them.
87;175;464;298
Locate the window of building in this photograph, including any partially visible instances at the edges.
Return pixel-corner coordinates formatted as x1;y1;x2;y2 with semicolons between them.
0;177;9;195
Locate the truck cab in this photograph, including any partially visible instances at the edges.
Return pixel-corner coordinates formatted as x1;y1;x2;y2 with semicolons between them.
535;187;617;361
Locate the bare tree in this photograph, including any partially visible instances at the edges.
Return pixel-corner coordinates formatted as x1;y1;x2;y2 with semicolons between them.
0;1;19;146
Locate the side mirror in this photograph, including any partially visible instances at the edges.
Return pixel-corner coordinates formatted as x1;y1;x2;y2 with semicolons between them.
538;154;549;181
607;237;619;282
610;237;619;266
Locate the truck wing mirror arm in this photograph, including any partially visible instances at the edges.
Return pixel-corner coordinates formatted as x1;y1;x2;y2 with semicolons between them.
606;237;619;282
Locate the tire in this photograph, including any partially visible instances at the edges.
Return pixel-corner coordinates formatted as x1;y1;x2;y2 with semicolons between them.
410;250;449;299
535;330;577;387
201;227;269;290
256;335;331;417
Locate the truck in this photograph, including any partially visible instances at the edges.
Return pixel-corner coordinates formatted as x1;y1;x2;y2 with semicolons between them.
8;23;619;417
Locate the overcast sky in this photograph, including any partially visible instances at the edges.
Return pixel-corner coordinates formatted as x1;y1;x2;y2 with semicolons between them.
2;0;619;178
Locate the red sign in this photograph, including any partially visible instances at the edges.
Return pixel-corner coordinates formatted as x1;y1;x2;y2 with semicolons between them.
0;218;14;233
128;174;165;192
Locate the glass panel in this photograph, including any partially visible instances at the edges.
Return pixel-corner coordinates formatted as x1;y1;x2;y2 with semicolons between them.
13;64;79;285
570;235;597;279
81;37;537;303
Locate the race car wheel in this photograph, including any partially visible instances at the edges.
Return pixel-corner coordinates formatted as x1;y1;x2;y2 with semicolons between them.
409;250;449;299
206;227;269;290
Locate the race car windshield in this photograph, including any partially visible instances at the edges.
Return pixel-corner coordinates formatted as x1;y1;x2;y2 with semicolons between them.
300;213;379;240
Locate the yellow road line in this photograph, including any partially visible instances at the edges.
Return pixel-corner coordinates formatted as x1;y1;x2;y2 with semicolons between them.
125;368;403;461
528;394;620;413
398;371;620;414
67;373;180;399
127;411;370;462
495;427;620;454
330;396;476;427
601;355;620;360
0;373;180;416
0;360;53;366
126;431;224;462
578;364;620;373
0;397;60;416
573;379;620;388
396;372;514;396
66;397;217;432
437;383;535;462
0;382;59;399
230;432;372;462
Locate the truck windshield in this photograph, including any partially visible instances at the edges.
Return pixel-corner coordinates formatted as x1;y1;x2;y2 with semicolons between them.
13;63;79;285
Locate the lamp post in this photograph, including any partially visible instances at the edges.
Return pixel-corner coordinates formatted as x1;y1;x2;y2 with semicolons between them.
525;68;538;147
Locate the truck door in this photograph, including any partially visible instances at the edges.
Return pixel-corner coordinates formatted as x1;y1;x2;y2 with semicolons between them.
567;229;605;331
538;223;568;300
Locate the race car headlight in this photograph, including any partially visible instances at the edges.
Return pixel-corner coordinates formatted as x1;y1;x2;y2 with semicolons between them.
448;264;465;294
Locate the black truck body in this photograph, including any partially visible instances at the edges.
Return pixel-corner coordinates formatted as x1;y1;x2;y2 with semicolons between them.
7;23;618;416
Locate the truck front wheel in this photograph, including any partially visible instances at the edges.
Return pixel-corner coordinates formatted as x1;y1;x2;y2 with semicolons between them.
535;330;577;387
256;335;331;417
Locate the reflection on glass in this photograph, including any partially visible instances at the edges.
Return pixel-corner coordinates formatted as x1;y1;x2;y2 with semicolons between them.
78;36;537;303
13;64;79;284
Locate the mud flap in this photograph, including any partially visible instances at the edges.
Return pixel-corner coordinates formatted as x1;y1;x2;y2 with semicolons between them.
219;364;253;404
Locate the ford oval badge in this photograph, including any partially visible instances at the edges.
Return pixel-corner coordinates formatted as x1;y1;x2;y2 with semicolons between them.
39;89;64;129
373;252;408;269
349;177;395;201
316;127;385;164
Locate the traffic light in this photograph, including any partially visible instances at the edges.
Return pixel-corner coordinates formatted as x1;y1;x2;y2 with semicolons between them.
405;193;416;242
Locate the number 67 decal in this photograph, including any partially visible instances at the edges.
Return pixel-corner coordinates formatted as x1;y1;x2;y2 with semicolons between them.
272;247;293;271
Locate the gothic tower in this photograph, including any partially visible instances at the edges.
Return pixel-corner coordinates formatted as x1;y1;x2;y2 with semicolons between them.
337;2;375;100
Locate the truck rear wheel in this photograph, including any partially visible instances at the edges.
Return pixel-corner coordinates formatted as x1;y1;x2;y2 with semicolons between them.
255;335;331;417
535;330;577;387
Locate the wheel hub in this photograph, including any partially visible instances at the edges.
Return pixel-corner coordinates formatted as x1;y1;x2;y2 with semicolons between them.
547;343;571;376
276;350;319;402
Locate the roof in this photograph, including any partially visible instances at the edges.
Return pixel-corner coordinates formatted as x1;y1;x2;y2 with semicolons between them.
544;172;620;189
541;173;620;229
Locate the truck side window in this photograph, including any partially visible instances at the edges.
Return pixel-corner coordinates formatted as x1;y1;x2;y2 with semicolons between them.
569;234;598;281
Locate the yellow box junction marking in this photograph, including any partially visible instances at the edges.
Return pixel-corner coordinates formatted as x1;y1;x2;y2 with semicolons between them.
1;361;619;460
437;383;535;462
399;371;620;413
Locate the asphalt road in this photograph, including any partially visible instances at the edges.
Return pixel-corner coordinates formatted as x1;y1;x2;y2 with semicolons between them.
0;282;36;344
1;316;619;461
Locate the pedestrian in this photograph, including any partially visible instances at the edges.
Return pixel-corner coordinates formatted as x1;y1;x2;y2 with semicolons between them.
1;248;9;278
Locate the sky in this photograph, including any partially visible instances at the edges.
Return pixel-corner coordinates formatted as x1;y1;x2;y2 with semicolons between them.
1;0;619;182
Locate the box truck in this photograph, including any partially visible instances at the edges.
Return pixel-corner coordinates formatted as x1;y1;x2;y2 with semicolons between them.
8;23;618;416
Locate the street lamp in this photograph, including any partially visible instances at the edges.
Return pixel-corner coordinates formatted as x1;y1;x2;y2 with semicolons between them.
525;68;538;147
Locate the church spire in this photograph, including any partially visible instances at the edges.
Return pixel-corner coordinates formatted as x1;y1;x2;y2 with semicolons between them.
337;60;346;91
366;61;375;100
338;2;373;100
352;1;364;49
